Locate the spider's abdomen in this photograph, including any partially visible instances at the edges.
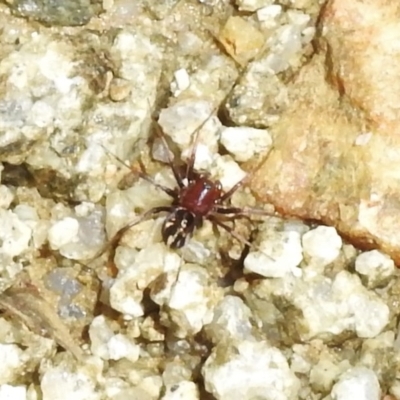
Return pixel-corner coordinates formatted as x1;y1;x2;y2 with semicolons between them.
179;178;221;216
162;209;197;249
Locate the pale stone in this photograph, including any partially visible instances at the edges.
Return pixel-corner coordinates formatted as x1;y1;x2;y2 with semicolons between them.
206;296;254;341
292;271;389;340
161;381;199;400
158;100;222;174
203;340;300;400
165;265;217;336
355;250;395;288
0;344;24;385
110;244;181;317
0;186;14;209
171;68;190;96
107;334;140;362
0;384;27;400
331;367;381;400
41;365;100;400
212;155;247;192
89;315;114;360
245;228;303;278
236;0;274;12
0;210;32;257
220;126;272;162
48;217;79;249
302;226;342;266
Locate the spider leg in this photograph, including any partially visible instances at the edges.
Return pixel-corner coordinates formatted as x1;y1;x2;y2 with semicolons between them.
208;214;253;247
219;147;275;202
185;106;219;181
137;158;177;198
97;142;176;198
88;205;172;276
151;119;185;188
218;176;248;202
208;214;277;263
212;204;276;217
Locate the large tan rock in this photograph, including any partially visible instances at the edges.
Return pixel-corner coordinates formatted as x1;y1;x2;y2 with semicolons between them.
250;0;400;264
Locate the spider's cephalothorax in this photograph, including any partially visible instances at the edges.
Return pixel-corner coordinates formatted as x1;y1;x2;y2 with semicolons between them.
161;174;223;248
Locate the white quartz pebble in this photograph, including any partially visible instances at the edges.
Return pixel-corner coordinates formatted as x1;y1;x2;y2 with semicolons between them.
207;296;254;341
110;244;181;317
0;210;32;257
0;385;26;400
107;334;140;362
171;68;190;96
245;230;303;278
355;250;395;288
48;217;79;249
165;265;217;336
89;315;114;360
158;99;221;171
0;344;24;384
203;340;300;400
331;367;380;400
302;225;342;265
0;186;14;209
293;271;389;340
212;155;246;192
235;0;274;12
41;365;100;400
220;126;272;162
161;381;199;400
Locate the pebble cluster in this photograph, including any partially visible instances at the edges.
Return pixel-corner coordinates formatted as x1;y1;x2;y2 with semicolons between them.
0;0;398;399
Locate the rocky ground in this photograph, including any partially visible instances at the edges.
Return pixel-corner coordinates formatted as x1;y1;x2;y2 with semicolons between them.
0;0;398;399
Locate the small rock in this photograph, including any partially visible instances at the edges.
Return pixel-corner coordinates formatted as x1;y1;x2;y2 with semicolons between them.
302;225;342;266
158;99;221;171
171;68;191;97
331;367;381;400
163;264;219;337
218;16;265;66
290;271;390;340
41;362;101;400
355;250;395;288
235;0;274;12
202;340;300;400
107;334;140;362
0;186;14;209
220;126;272;162
4;0;102;26
257;5;282;27
0;385;26;400
0;210;31;257
110;244;181;317
0;344;24;384
244;222;303;278
205;296;253;343
205;296;254;342
48;217;79;249
212;155;247;192
89;315;114;360
161;381;199;400
309;355;350;393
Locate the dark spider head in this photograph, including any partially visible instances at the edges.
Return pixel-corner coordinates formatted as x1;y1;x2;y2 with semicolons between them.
161;209;199;249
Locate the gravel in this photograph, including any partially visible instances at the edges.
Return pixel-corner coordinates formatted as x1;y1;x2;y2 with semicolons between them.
0;1;397;400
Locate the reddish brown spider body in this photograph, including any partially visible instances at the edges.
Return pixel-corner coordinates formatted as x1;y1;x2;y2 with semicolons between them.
178;176;222;216
97;105;274;270
161;171;225;248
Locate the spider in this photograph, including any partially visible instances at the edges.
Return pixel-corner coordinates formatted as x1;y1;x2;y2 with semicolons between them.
96;103;274;272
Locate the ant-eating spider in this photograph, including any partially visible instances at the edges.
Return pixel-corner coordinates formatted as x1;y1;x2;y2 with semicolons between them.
95;102;274;273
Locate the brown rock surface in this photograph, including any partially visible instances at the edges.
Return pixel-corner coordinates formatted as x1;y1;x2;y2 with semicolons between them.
250;0;400;264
